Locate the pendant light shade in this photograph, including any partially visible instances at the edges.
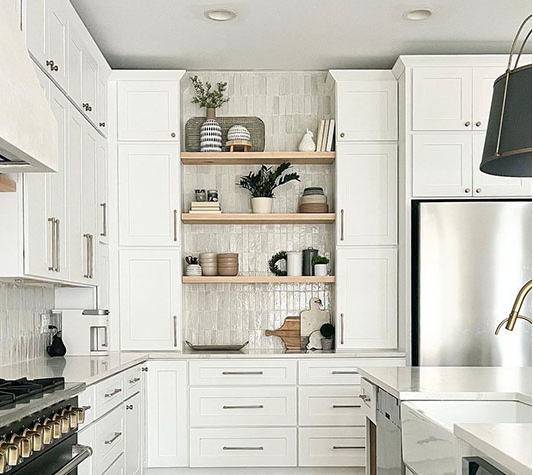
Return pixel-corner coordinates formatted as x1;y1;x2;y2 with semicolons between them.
480;15;532;177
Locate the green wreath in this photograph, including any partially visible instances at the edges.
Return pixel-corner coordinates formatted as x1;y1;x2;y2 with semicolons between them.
269;251;287;276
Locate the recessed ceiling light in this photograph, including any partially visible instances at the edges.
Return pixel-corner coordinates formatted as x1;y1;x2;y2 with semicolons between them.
204;8;237;22
404;9;432;21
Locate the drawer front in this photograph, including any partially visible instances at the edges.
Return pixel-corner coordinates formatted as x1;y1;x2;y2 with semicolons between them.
189;360;297;386
190;428;297;467
190;387;297;427
360;378;377;424
102;453;124;475
78;385;96;427
299;427;366;467
299;386;365;426
95;373;125;419
123;365;143;399
299;359;361;385
94;405;125;475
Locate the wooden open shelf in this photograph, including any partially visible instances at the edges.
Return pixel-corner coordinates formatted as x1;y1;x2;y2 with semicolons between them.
0;174;16;192
183;276;336;284
181;151;335;165
182;213;335;225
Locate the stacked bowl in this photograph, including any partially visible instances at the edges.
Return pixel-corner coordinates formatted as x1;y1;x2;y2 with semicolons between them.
199;253;218;276
217;253;239;276
299;187;328;213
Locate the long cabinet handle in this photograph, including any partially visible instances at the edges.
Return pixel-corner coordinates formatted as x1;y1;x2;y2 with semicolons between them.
332;404;361;408
223;405;264;409
104;432;122;445
222;371;264;375
100;203;107;237
331;371;358;375
340;209;345;241
104;388;122;398
223;446;264;451
48;218;56;271
55;218;60;272
90;234;94;278
83;234;90;278
333;446;360;450
340;313;345;345
173;315;178;347
173;209;178;242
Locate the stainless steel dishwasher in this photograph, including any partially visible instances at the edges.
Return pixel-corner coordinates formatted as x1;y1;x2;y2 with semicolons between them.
376;388;404;475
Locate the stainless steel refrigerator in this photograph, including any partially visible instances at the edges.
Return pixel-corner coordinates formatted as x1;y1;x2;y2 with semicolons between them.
413;201;532;366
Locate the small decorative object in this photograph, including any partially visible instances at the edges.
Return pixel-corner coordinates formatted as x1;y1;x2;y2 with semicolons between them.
190;75;230;153
320;323;335;350
240;162;300;214
226;124;252;152
265;316;301;351
269;251;287;276
300;297;330;341
217;253;238;276
299;187;328;213
207;189;219;202
286;251;303;277
185;256;202;276
302;248;319;276
298;129;316;152
306;330;323;350
185;256;199;265
199;252;218;276
195;189;207;202
312;255;329;276
190;201;221;214
46;326;66;357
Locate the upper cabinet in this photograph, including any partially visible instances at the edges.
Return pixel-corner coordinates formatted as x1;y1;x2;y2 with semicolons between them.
330;70;397;142
117;79;181;141
25;0;46;64
46;0;68;91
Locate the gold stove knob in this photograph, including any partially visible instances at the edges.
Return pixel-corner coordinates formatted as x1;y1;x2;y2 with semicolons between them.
76;407;86;424
52;421;62;440
10;435;31;459
42;424;53;445
68;411;78;429
0;452;5;474
0;443;18;467
23;429;42;452
60;416;70;434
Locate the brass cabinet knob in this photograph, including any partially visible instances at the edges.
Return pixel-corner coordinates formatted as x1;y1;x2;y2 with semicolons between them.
465;121;471;127
340;132;345;138
475;121;482;127
171;132;176;138
476;188;482;193
465;188;471;193
0;443;18;467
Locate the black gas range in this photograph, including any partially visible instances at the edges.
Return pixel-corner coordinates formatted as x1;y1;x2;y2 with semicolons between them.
0;377;91;475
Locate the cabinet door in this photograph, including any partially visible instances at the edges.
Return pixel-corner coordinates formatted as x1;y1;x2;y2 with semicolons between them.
472;67;503;131
68;27;84;106
118;80;179;141
97;136;109;244
412;68;473;131
336;248;397;349
337;143;397;246
97;243;109;309
337;80;397;141
472;134;531;197
82;121;98;282
125;392;142;475
77;425;95;475
24;0;46;65
118;143;180;246
82;47;98;123
412;133;473;197
146;361;188;467
119;249;181;350
46;0;68;91
97;70;108;134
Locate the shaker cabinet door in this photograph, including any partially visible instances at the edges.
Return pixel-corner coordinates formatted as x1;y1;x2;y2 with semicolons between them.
45;0;69;91
472;67;504;132
24;0;46;65
125;392;142;475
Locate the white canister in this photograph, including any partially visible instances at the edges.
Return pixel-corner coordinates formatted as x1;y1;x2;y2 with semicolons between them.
287;251;303;277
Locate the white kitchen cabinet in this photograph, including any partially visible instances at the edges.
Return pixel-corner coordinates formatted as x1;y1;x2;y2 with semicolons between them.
336;79;397;141
118;143;180;247
117;80;180;141
97;70;108;133
412;133;473;197
336;248;397;349
119;249;181;350
77;424;96;475
146;361;188;467
97;136;109;244
125;392;142;475
412;67;473;131
45;0;69;91
102;454;125;475
337;142;397;246
24;0;46;65
98;243;110;309
81;46;98;123
472;67;503;131
67;25;84;107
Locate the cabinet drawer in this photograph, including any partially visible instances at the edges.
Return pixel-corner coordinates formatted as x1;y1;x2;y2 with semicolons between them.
360;378;377;424
189;360;297;386
299;386;365;426
190;387;297;427
95;373;125;419
102;453;125;475
299;360;361;385
190;428;297;467
78;385;96;427
123;365;143;399
94;405;125;475
299;427;365;467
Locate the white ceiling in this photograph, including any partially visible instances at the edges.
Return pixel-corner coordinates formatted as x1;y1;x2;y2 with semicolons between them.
70;0;532;70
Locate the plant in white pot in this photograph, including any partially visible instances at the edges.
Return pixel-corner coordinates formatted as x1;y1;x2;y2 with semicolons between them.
312;255;329;276
239;162;300;214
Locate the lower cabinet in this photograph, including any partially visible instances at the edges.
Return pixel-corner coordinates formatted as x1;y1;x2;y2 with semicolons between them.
125;392;142;475
102;453;125;475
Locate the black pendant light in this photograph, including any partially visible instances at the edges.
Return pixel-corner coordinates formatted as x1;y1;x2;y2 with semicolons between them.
480;15;532;177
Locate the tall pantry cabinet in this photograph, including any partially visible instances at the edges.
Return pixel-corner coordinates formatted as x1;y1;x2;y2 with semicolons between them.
109;71;185;351
329;70;399;351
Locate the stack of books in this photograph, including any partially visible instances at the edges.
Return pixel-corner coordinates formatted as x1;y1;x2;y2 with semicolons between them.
189;201;222;214
316;119;335;152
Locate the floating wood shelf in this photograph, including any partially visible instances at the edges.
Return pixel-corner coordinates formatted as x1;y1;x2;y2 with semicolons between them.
181;151;335;165
182;213;335;225
0;174;16;192
183;276;336;284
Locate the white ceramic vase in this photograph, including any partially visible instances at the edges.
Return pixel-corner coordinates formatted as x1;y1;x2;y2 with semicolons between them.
251;197;273;214
314;264;328;276
200;108;222;152
287;251;303;276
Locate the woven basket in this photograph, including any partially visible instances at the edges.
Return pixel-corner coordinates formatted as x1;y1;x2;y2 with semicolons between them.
186;116;265;152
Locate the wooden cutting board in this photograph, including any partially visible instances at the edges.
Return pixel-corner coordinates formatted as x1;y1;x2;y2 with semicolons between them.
265;316;301;351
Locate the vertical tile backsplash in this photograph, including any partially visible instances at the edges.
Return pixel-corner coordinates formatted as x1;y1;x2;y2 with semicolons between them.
0;283;54;365
181;71;335;349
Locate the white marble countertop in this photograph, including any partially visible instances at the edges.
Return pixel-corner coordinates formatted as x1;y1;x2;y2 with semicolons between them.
455;423;532;475
358;366;532;403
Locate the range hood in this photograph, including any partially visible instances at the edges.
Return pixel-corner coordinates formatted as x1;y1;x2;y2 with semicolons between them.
0;3;58;173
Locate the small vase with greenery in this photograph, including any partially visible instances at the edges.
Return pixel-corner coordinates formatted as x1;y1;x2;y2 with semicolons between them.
190;75;229;119
312;255;329;276
240;162;300;213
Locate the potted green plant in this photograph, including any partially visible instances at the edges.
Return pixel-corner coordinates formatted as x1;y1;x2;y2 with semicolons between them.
239;162;300;213
320;323;335;350
312;255;329;276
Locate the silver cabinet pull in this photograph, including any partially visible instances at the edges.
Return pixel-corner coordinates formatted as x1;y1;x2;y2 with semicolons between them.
104;432;122;445
331;371;358;375
340;209;345;241
173;209;178;242
223;446;264;451
129;377;141;384
55;218;60;272
83;234;90;278
87;234;94;279
173;315;178;347
222;371;264;375
48;217;56;271
333;446;359;450
104;388;122;398
340;313;345;345
100;203;107;237
332;404;361;408
223;405;264;409
82;405;92;412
